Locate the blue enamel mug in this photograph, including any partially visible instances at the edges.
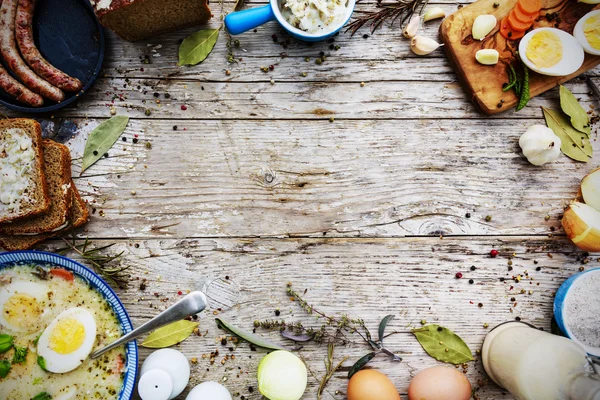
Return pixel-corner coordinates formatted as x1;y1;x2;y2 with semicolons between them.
224;0;356;42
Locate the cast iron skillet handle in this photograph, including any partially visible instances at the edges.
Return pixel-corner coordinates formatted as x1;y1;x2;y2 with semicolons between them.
224;5;277;35
90;291;209;359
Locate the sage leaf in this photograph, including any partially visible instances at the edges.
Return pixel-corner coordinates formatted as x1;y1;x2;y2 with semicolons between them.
543;107;591;163
178;28;220;66
0;334;13;353
0;360;10;378
216;318;286;350
281;330;314;342
560;85;590;136
81;116;129;174
141;320;199;348
378;314;395;342
412;324;473;364
348;352;378;378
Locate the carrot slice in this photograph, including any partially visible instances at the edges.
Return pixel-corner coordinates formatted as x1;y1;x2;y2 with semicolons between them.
50;268;74;281
500;16;526;40
508;10;533;31
513;3;538;23
516;0;542;15
516;1;540;19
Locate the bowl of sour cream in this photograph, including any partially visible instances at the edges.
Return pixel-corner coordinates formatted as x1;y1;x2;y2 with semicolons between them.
224;0;355;41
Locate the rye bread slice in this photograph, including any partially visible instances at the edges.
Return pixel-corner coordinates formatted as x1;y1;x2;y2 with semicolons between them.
0;181;88;251
0;140;72;235
0;118;49;223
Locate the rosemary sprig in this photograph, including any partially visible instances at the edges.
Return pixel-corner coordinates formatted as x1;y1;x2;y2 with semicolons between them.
56;237;129;289
345;0;427;36
317;343;348;400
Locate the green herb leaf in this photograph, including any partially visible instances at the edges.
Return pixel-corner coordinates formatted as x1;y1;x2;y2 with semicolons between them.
216;318;286;350
348;352;378;378
37;356;47;371
560;85;590;136
11;345;27;364
0;334;13;353
33;333;41;346
32;392;52;400
378;315;395;342
33;377;43;385
141;320;199;348
0;359;10;378
81;116;129;174
178;28;220;66
412;324;473;364
543;107;591;162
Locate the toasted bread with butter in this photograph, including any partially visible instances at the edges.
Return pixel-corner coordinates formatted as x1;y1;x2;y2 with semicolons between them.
0;140;72;235
0;181;88;251
0;118;49;223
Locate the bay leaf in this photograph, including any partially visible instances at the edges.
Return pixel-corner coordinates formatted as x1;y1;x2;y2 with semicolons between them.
178;28;220;66
216;318;286;350
141;320;198;348
543;107;590;163
81;116;129;174
378;314;395;342
412;324;473;364
559;85;590;136
348;352;378;378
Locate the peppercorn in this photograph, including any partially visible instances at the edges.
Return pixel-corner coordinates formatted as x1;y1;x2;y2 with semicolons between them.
275;310;281;316
465;212;471;218
515;316;521;321
173;126;178;130
363;34;369;39
315;58;322;65
469;279;474;284
234;39;240;47
221;338;227;345
122;137;127;142
269;65;274;70
144;109;151;116
164;93;171;99
456;272;463;279
93;150;98;156
181;105;187;110
490;249;499;257
132;138;139;144
493;2;499;7
329;117;334;123
470;266;476;271
478;303;483;308
485;215;492;222
104;153;109;158
535;266;541;271
225;70;231;76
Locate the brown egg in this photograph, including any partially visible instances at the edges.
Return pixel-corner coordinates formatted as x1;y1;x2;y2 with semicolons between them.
407;366;471;400
347;370;401;400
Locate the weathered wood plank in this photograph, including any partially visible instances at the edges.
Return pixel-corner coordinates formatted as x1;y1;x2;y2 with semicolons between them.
38;236;598;399
33;118;598;239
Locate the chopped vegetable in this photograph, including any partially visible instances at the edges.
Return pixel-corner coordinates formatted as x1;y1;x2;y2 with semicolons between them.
0;360;11;378
31;392;52;400
49;268;74;281
516;62;530;111
500;17;526;40
0;334;13;353
12;345;28;364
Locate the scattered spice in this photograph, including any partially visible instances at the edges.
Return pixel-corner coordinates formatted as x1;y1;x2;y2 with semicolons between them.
490;249;499;257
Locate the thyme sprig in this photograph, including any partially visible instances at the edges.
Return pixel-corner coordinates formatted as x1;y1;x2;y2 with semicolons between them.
345;0;428;36
318;343;348;400
56;237;129;289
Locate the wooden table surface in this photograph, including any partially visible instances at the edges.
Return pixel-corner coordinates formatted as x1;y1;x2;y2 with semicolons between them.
6;0;600;398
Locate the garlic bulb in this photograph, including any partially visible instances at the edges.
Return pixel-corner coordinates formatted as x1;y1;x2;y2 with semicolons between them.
403;15;420;38
472;14;497;40
475;49;499;65
423;7;446;22
518;125;562;166
411;36;441;55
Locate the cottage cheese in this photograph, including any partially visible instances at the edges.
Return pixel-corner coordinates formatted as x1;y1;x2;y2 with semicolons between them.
0;128;37;215
281;0;348;34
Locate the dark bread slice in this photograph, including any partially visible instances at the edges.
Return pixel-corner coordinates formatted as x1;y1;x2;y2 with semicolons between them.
0;118;49;223
0;140;72;235
0;181;88;250
92;0;211;41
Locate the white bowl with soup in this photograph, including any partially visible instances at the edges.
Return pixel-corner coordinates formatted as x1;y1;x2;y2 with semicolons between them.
0;251;137;400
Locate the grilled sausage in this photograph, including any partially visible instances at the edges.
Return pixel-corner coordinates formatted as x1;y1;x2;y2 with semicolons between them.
15;0;83;92
0;0;64;102
0;62;43;106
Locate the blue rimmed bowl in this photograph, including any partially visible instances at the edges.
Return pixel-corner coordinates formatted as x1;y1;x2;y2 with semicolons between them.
0;250;138;400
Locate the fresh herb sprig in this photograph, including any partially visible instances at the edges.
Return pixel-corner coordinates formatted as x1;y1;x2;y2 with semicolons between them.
56;237;129;289
318;343;348;400
345;0;427;36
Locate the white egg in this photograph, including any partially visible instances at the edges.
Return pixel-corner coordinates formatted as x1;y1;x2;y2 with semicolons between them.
574;10;600;56
579;0;600;4
185;382;232;400
519;28;585;76
37;307;97;373
0;281;49;333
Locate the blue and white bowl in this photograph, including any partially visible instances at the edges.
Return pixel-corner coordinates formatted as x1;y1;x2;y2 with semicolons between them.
554;267;600;357
0;250;138;400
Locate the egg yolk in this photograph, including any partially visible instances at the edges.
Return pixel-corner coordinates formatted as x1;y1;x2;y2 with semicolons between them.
584;15;600;50
526;31;563;68
49;318;86;355
3;293;42;329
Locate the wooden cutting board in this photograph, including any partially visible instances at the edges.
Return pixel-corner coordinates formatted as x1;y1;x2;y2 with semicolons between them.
440;0;600;114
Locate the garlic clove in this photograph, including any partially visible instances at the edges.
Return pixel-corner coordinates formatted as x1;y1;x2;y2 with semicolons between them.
411;36;442;55
472;14;497;40
423;7;446;22
562;202;600;252
581;168;600;212
475;49;499;65
403;14;420;39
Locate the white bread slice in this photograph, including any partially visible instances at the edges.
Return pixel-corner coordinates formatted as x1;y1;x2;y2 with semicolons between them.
0;118;49;223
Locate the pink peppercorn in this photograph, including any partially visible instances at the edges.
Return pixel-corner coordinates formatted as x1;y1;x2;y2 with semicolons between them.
178;290;183;295
490;249;499;257
181;105;187;111
455;272;463;279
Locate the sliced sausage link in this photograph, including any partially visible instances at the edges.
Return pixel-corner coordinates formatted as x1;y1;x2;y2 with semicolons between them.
15;0;83;92
0;0;64;102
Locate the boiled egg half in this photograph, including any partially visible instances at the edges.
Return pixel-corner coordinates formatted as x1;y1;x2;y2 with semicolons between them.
37;307;97;373
574;10;600;56
519;28;585;76
0;281;49;333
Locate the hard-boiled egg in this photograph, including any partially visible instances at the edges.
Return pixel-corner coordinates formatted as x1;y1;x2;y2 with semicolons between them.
408;366;471;400
186;382;232;400
0;281;49;333
574;10;600;56
347;370;401;400
37;307;97;373
579;0;600;4
519;28;585;76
